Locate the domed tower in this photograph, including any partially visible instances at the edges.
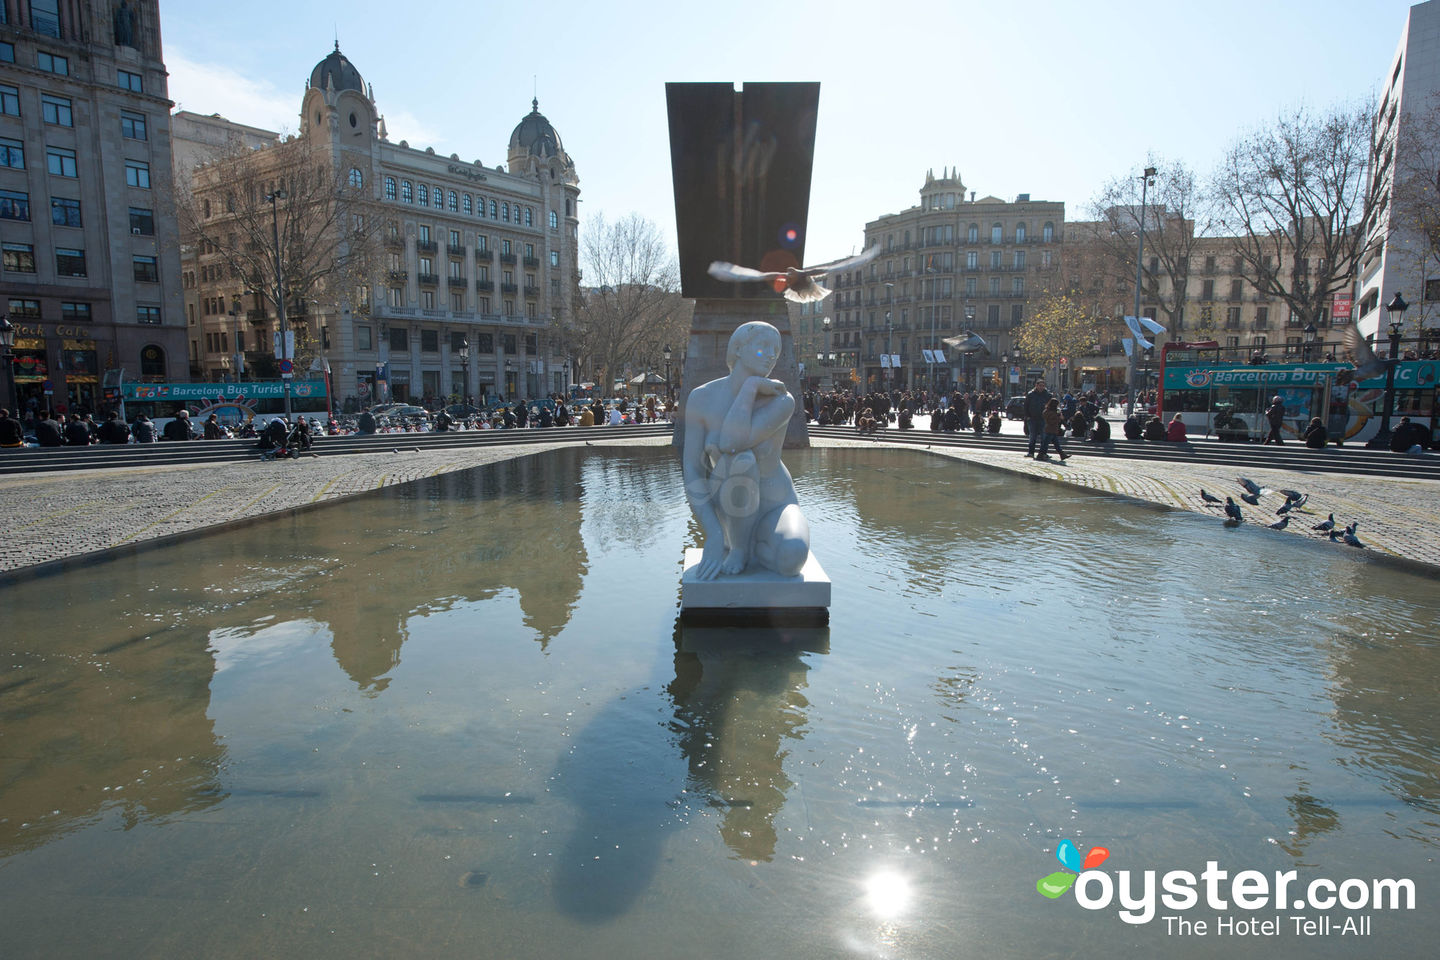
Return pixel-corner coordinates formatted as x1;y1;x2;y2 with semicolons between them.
507;98;577;184
299;43;380;146
920;166;965;210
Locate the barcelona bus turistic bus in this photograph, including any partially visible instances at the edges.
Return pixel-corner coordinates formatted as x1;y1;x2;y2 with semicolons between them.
1156;341;1438;445
110;379;330;434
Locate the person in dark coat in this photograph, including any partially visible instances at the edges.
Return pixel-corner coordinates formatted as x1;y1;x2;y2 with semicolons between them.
203;413;225;439
0;408;23;448
1088;415;1111;443
35;415;63;446
64;414;93;446
357;410;377;434
1390;416;1429;452
1262;396;1285;444
98;412;131;444
131;414;156;443
162;410;194;441
1023;381;1053;457
1303;417;1328;449
513;401;528;428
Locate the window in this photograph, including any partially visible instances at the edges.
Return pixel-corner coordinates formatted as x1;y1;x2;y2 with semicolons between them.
463;194;472;215
550;251;559;267
37;51;67;75
419;256;433;276
421;329;439;352
477;235;488;252
449;229;460;247
418;184;428;205
46;145;77;177
1013;250;1026;269
1201;279;1214;300
989;277;1000;295
50;196;81;226
990;251;1001;269
1011;304;1024;324
61;301;90;321
390;327;408;350
1012;277;1024;295
418;224;430;244
0;137;23;168
549;210;558;229
987;304;1001;326
3;242;35;272
384;176;396;200
502;201;510;222
449;260;463;278
1043;222;1054;243
489;199;497;218
0;43;12;62
348;167;363;188
401;180;413;202
447;190;457;211
477;195;487;217
503;334;517;354
41;94;72;126
129;206;154;235
387;286;403;308
965;251;977;270
476;333;493;352
501;238;512;255
30;0;61;38
421;290;435;310
9;298;41;317
524;207;533;227
125;160;150;188
1256;306;1269;325
991;223;1003;244
357;325;373;351
1229;278;1242;300
133;255;158;282
0;85;19;116
119;110;147;140
118;69;143;92
55;247;85;277
965;277;976;296
1015;223;1026;243
451;290;465;312
433;185;443;209
137;306;162;325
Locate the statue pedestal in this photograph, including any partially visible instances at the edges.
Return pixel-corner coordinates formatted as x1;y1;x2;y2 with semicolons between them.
680;548;831;625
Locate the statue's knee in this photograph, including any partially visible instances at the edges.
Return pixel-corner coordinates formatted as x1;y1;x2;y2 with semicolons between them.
774;536;808;576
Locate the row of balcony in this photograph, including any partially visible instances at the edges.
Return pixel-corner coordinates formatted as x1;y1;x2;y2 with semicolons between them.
384;240;541;266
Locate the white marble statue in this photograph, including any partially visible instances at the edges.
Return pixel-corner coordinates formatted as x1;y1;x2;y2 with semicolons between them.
682;321;810;581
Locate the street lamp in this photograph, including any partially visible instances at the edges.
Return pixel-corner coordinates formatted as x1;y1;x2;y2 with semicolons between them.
1127;165;1157;417
458;337;470;406
1302;321;1317;362
662;343;672;401
883;281;895;391
0;314;17;414
1001;351;1010;401
1367;292;1408;449
266;187;292;419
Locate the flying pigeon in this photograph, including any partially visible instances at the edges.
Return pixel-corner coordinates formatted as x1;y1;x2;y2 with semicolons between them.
1268;515;1290;530
1312;513;1336;533
1224;497;1243;522
1241;492;1260;506
1277;488;1304;502
1276;500;1294;515
1342;523;1364;548
1237;477;1270;497
1200;489;1222;504
1341;322;1389;381
707;246;880;303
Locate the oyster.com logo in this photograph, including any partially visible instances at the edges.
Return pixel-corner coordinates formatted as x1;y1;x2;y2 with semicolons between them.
1036;838;1109;899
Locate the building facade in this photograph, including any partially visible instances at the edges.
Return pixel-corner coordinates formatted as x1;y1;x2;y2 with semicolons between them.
174;47;580;409
833;169;1064;394
0;0;186;415
1357;0;1440;340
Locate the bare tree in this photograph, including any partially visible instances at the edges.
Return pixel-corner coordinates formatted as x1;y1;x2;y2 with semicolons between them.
177;140;383;371
574;213;682;390
1211;101;1384;329
1085;159;1210;338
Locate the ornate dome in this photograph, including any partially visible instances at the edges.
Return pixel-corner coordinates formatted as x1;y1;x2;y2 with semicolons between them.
509;99;565;160
309;43;365;94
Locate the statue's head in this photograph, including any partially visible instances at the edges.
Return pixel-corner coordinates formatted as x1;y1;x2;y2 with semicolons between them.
726;321;781;374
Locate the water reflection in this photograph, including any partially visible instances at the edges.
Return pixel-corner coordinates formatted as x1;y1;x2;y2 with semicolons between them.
668;624;829;862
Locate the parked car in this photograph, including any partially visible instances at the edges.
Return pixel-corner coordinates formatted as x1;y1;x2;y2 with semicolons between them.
1004;397;1026;420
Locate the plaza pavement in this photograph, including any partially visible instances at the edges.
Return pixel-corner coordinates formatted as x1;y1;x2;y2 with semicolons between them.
0;428;1436;581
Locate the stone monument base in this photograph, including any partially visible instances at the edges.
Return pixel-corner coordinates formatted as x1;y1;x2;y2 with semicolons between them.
680;548;831;625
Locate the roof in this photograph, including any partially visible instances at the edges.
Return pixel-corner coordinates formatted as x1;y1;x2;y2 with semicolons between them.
509;99;565;160
309;44;365;95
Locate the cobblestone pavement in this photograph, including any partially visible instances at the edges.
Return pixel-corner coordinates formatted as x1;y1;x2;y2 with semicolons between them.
1;433;1436;579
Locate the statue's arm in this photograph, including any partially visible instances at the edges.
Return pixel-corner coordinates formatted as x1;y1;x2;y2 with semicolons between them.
719;379;792;452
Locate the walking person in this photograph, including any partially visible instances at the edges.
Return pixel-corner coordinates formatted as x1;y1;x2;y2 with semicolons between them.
1036;397;1070;461
1023;380;1053;458
1263;395;1285;444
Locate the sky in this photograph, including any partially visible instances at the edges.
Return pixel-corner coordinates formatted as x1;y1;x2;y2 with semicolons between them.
162;0;1419;267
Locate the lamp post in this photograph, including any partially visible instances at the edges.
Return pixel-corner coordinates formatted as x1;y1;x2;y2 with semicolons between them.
1001;351;1010;401
883;281;895;391
662;343;672;401
1127;165;1157;417
228;295;246;382
0;314;17;414
1302;321;1317;363
1367;292;1408;449
266;187;292;419
458;338;470;406
927;261;939;392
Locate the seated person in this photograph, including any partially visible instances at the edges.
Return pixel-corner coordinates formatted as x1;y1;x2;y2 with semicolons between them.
1390;416;1429;452
1165;414;1188;442
1123;415;1143;440
1303;417;1328;449
987;411;1002;434
1088;415;1111;442
897;408;913;430
1143;416;1166;441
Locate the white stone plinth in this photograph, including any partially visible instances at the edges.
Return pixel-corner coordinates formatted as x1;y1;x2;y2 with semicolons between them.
680;548;831;619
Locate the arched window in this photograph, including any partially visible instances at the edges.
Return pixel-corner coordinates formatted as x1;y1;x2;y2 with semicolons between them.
967;223;978;243
140;344;166;379
991;222;1003;244
1043;221;1054;243
524;207;533;227
384;177;396;200
502;201;510;222
202;199;210;218
348;167;363;189
548;210;558;229
463;194;472;215
433;185;443;209
490;199;497;218
418;184;428;205
448;190;458;211
401;180;413;203
1015;223;1026;243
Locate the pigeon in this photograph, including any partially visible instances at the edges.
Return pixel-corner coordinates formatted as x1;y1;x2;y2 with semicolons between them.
1241;492;1260;506
1237;477;1270;497
1329;528;1344;542
1312;513;1336;533
1224;497;1243;522
1341;322;1389;381
1268;515;1290;530
1342;523;1364;548
1277;488;1304;503
1276;500;1294;515
1200;489;1222;504
707;246;881;303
